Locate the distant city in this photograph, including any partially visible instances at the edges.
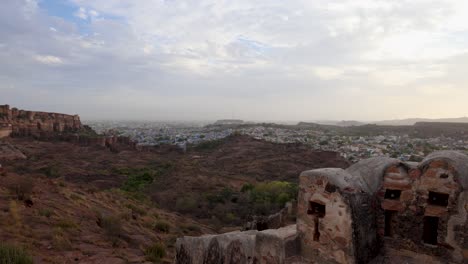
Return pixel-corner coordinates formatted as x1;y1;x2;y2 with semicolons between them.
85;119;468;163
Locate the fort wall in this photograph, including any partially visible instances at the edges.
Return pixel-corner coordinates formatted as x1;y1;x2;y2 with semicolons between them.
0;104;136;150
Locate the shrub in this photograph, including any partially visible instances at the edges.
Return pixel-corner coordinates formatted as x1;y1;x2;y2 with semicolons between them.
194;139;224;150
0;244;33;264
56;218;77;229
39;208;53;218
126;204;147;216
69;193;82;200
145;243;166;263
39;165;60;178
249;181;298;206
7;177;34;201
122;172;153;192
154;221;170;233
52;233;72;251
175;197;197;213
97;214;123;243
240;183;255;192
117;165;172;192
9;201;20;226
185;224;201;232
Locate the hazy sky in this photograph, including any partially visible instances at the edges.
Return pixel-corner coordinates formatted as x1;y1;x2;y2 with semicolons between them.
1;0;468;121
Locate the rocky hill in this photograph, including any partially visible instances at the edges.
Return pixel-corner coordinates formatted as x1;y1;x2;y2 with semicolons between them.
150;135;349;225
0;134;349;263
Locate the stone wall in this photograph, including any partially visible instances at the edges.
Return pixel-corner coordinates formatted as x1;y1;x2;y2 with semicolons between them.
175;225;298;264
244;202;295;231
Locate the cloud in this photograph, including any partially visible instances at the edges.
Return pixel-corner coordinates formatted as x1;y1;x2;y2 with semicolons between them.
34;55;63;65
74;7;87;20
0;0;468;120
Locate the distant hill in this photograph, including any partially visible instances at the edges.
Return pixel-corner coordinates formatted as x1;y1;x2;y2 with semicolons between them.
314;120;367;127
373;117;468;126
213;119;244;125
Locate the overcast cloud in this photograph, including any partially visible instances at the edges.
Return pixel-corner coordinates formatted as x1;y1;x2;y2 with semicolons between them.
1;0;468;121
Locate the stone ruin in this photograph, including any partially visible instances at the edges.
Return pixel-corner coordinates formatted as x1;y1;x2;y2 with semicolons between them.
175;151;468;263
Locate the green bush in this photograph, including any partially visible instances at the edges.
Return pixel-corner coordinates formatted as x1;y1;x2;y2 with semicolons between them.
203;181;298;222
154;221;170;233
0;244;33;264
145;243;166;263
117;164;172;192
249;181;297;206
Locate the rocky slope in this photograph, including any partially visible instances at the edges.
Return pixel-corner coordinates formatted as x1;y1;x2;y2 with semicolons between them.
0;135;349;263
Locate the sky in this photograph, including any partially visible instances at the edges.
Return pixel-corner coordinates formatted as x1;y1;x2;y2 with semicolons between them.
1;0;468;121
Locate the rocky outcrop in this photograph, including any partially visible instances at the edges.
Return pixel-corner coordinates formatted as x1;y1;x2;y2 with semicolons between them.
0;142;27;160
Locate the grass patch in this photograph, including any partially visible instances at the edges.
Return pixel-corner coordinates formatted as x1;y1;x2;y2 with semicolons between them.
0;244;33;264
154;221;170;233
145;243;166;263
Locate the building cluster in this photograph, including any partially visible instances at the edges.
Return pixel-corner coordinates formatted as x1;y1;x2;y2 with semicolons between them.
86;121;468;162
175;151;468;264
